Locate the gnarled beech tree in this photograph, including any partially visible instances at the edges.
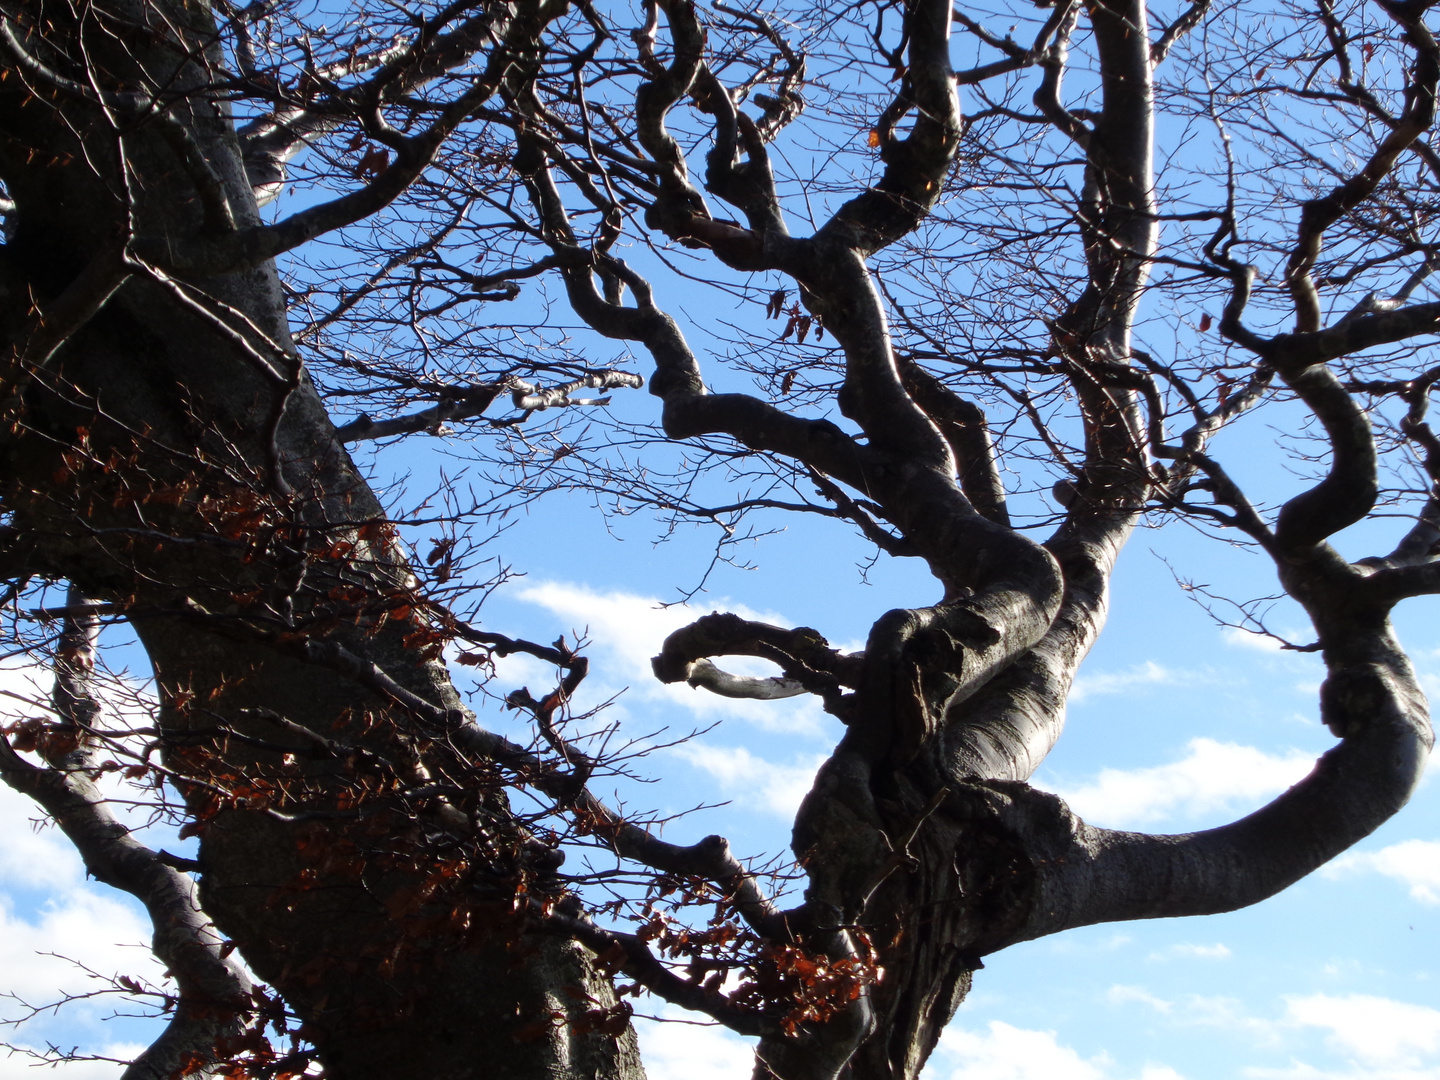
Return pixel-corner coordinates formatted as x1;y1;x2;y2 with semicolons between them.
0;0;1437;1076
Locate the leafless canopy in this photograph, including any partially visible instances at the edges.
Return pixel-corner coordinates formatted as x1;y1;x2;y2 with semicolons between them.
0;0;1438;1076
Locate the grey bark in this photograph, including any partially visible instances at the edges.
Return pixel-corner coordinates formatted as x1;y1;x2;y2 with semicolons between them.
566;0;1435;1077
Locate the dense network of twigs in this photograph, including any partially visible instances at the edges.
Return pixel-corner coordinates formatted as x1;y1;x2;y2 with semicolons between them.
3;0;1440;1076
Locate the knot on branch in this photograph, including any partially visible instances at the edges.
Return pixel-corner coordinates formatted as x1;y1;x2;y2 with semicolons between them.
651;612;860;710
1319;663;1407;737
752;90;805;139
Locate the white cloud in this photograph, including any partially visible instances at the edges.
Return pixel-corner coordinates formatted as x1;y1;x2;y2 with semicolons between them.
0;661;59;712
1237;997;1440;1079
0;658;180;1069
0;670;175;1001
927;1022;1113;1080
0;890;158;1005
515;581;702;680
0;782;85;891
1325;839;1440;904
1070;662;1186;703
923;1021;1187;1080
1105;987;1281;1042
0;885;160;1075
669;743;827;818
635;1006;755;1080
1181;994;1266;1032
1106;987;1440;1077
1045;738;1316;828
1244;1066;1440;1079
1285;994;1440;1069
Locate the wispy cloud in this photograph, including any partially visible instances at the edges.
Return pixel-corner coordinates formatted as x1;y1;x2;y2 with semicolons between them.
1044;738;1315;828
1107;987;1440;1078
1109;985;1174;1014
1284;993;1440;1070
634;1005;755;1080
1105;987;1282;1043
925;1020;1187;1080
1070;661;1188;703
669;743;827;818
1325;839;1440;904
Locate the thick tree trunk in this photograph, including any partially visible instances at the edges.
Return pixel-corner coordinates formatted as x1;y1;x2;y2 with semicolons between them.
0;3;644;1076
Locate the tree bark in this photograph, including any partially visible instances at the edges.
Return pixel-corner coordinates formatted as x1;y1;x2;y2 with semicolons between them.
0;3;644;1076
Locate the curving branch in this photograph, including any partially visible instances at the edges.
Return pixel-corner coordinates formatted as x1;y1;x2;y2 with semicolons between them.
1272;363;1378;554
988;617;1430;949
509;369;644;409
680;660;806;699
938;511;1131;785
335;383;506;442
546;906;768;1036
237;38;410;207
0;742;256;1079
632;0;718;245
235;0;560;206
1031;4;1089;148
1149;0;1212;65
653;612;863;711
926;0;1160;785
1268;298;1440;365
814;0;961;257
334;369;644;443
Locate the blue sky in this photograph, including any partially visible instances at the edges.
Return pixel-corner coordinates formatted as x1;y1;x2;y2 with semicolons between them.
6;464;1438;1079
5;264;1440;1075
5;0;1440;1072
503;471;1440;1078
471;492;1440;1080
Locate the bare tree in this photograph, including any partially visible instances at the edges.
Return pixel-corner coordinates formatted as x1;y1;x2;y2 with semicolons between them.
0;0;1438;1077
